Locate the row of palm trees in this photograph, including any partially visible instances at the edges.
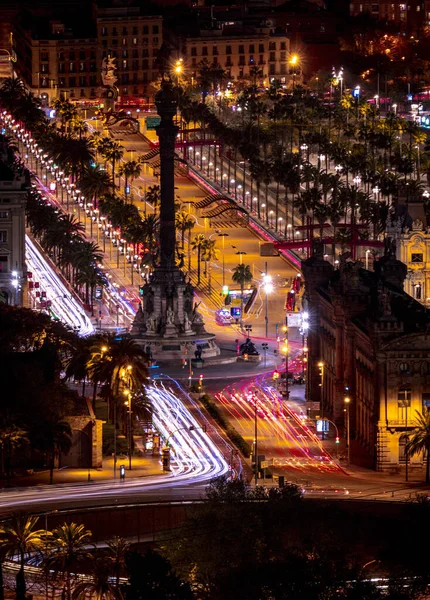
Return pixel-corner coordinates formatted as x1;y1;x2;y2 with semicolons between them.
0;515;129;600
178;84;430;250
26;189;107;309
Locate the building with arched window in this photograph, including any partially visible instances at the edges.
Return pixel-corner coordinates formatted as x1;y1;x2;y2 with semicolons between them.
303;240;430;474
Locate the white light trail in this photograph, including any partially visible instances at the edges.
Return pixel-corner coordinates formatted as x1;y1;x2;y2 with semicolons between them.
26;235;94;336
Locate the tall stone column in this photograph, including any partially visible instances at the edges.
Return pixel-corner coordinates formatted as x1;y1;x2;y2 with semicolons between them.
155;81;179;271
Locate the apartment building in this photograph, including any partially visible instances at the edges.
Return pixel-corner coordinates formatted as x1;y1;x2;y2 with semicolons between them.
0;152;27;307
96;10;163;104
349;0;425;29
13;19;98;104
183;28;292;85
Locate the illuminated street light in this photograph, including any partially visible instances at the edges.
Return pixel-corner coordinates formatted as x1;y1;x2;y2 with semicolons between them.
262;269;273;338
344;396;351;466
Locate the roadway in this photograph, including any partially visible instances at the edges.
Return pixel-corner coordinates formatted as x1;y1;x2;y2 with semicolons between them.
0;379;231;515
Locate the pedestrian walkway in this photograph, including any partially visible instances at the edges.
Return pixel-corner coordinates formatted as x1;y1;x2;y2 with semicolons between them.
0;456;164;489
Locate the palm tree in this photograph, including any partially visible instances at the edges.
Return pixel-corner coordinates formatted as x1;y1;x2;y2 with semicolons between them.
66;336;98;397
191;233;206;285
175;211;195;252
0;424;28;487
406;411;430;484
146;185;161;215
117;160;142;201
47;523;93;600
106;536;130;588
201;238;219;292
0;514;47;600
232;264;253;324
72;558;123;600
79;166;113;208
102;142;124;189
32;419;73;484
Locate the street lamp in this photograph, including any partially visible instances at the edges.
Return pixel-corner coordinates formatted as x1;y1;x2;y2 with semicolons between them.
289;54;300;89
173;58;183;86
262;269;273;338
318;361;325;438
281;340;289;399
398;394;411;482
236;250;247;264
262;342;268;367
344;396;351;466
218;232;229;287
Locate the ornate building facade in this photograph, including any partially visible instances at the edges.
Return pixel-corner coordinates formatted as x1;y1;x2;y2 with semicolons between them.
0;149;27;306
303;242;430;473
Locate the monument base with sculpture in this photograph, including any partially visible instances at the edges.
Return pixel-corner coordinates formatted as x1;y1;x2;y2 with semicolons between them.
130;270;220;362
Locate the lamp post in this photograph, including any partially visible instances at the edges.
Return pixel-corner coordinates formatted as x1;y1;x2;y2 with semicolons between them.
344;396;351;466
218;232;229;287
398;396;411;482
281;340;289;400
254;394;258;486
236;250;246;265
123;364;133;470
262;264;273;338
318;361;325;439
262;342;268;367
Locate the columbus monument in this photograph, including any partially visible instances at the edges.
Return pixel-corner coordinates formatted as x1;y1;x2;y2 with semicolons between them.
131;79;219;361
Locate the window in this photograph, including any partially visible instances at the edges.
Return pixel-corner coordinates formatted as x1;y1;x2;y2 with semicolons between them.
79;62;85;72
112;39;118;46
101;27;107;36
269;52;276;62
133;26;138;34
412;253;423;262
123;49;128;58
69;76;76;87
58;52;64;61
143;38;149;46
79;50;86;59
41;63;48;73
152;48;158;57
398;387;411;401
226;45;232;55
0;256;7;271
121;73;129;84
0;231;7;243
249;44;255;53
259;54;264;64
249;55;254;64
90;75;97;86
143;25;149;34
191;57;197;67
239;45;244;54
280;41;286;50
422;392;430;409
142;59;148;69
133;38;137;45
90;50;96;59
102;40;107;48
41;51;49;61
191;47;197;56
90;62;96;72
269;63;275;75
112;27;117;35
152;59;157;69
415;283;422;300
79;76;86;86
122;38;127;46
153;25;159;34
213;46;218;55
80;89;85;97
153;37;159;45
399;434;409;462
142;49;149;57
59;77;66;87
123;27;128;35
259;44;264;53
0;211;8;218
202;47;208;56
123;60;128;69
90;88;96;96
132;49;138;58
281;63;286;74
280;51;286;61
239;55;245;66
226;57;232;66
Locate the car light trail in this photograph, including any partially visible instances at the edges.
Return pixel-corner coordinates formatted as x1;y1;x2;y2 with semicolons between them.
26;235;94;336
0;380;229;514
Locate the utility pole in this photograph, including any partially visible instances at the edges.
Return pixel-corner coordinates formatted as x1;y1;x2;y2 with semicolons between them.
254;395;258;486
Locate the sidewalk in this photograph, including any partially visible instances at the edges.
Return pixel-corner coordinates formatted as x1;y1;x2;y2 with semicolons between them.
0;456;164;489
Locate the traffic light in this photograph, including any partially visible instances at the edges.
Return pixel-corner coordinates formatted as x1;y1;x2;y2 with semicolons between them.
139;285;144;297
222;285;229;295
273;370;280;380
335;436;340;444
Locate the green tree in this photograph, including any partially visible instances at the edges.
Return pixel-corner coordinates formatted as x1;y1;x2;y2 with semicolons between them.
106;536;131;588
117;160;142;201
46;522;93;600
32;418;72;484
191;233;206;285
232;264;253;324
201;238;219;291
0;514;47;600
406;411;430;484
72;557;123;600
0;424;28;487
79;166;113;208
102;141;124;188
123;550;194;600
146;185;161;216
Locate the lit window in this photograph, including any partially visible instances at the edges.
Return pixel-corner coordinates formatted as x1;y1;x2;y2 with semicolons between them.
0;231;8;243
